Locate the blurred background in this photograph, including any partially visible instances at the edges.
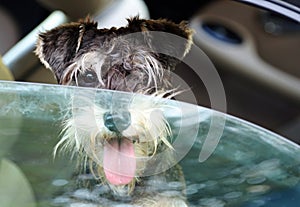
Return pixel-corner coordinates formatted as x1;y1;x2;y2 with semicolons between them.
0;0;299;143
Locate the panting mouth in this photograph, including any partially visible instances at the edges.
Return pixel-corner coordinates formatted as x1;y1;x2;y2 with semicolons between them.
103;138;136;185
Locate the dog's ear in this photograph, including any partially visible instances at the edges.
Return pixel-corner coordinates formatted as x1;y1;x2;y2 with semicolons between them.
126;17;194;70
35;18;98;83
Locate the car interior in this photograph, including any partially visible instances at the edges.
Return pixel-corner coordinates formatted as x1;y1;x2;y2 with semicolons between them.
1;0;299;143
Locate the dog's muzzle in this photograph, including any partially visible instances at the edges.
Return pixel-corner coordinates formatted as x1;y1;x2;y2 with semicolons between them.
102;110;136;186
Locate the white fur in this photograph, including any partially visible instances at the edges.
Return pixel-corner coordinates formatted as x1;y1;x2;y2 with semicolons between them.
54;93;172;179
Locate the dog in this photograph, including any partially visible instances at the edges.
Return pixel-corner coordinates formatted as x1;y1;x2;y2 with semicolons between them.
35;16;193;207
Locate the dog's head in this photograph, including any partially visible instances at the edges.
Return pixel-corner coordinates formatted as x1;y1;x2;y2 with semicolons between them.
35;17;193;194
36;16;193;93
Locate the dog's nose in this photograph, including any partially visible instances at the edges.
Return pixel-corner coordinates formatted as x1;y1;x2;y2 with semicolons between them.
103;111;131;133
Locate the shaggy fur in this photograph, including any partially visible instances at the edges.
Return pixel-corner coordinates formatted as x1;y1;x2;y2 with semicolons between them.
35;16;193;207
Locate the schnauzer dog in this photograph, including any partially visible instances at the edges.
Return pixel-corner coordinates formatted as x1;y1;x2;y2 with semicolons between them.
35;16;193;207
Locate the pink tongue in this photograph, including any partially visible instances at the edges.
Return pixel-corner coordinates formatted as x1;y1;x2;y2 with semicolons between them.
103;139;136;185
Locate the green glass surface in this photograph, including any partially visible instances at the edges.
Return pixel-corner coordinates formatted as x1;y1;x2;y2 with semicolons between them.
0;80;299;207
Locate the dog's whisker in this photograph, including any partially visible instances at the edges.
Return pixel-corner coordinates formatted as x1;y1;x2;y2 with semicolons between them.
144;55;163;89
74;68;80;86
144;59;156;88
76;24;85;53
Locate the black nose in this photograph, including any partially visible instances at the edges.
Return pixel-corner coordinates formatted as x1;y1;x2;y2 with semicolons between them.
103;111;131;133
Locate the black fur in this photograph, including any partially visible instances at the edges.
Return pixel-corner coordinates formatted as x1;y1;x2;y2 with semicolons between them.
36;17;193;85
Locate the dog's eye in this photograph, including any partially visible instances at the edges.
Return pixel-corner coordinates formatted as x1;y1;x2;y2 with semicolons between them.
84;72;97;83
77;70;99;87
